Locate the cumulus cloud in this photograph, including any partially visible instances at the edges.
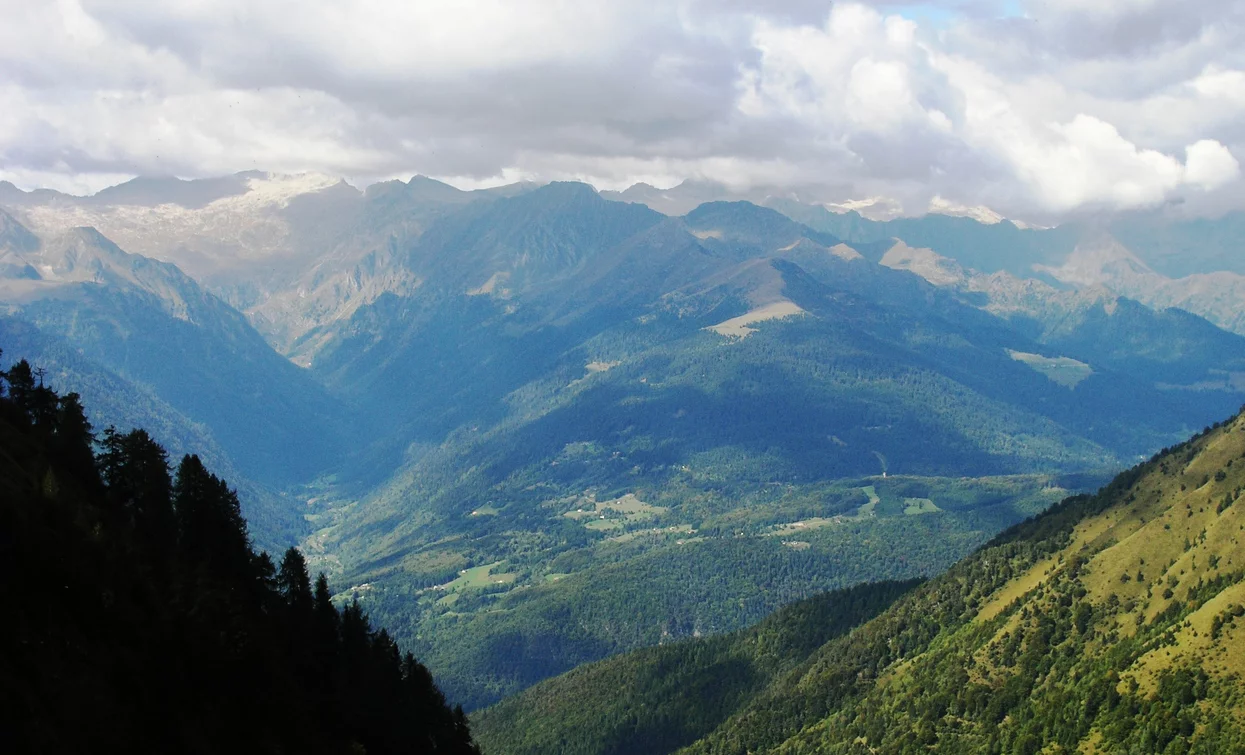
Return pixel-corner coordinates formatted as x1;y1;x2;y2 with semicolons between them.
1185;139;1242;190
738;2;1245;217
0;0;1242;220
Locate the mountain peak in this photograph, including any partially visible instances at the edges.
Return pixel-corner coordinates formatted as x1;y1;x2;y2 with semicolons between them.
405;174;466;197
66;225;118;244
927;195;1008;225
823;196;905;221
535;180;599;199
879;239;967;287
1036;234;1155;288
501;180;608;215
475;180;545;199
90;173;252;208
686;199;788;222
0;208;40;254
404;178;664;291
683;200;840;257
672;178;731;193
38;226;133;273
602;179;737;215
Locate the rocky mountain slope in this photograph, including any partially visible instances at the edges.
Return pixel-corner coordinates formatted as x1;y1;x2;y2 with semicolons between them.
0;209;354;546
880;239;1245;388
1036;235;1245;337
1;173;542;361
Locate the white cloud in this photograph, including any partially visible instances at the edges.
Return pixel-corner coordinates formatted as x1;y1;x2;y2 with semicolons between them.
1193;66;1245;102
1041;115;1185;209
1185;139;1241;190
738;2;1245;216
0;0;1242;219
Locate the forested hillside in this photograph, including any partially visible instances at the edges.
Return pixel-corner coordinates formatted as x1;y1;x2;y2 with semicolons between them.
471;580;918;755
479;409;1245;754
0;352;477;754
343;474;1080;710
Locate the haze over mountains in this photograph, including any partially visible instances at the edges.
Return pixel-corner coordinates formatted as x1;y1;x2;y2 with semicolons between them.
4;171;1245;704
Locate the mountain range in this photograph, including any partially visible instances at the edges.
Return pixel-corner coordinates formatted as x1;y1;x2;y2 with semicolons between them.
4;172;1245;706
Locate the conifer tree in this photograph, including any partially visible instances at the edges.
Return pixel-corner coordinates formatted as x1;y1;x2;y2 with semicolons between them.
5;359;34;416
99;428;174;538
27;367;59;428
314;573;338;629
311;572;342;723
173;454;252;582
52;392;99;490
278;546;314;615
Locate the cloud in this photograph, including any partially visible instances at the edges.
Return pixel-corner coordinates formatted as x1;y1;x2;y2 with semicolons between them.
1185;139;1241;190
0;0;1242;220
737;2;1245;216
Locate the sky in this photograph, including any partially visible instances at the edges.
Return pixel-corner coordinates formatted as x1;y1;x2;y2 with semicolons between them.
1;0;1243;223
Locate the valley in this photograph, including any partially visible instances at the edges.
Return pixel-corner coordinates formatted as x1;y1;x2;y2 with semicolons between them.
475;411;1245;753
4;173;1245;712
320;472;1084;707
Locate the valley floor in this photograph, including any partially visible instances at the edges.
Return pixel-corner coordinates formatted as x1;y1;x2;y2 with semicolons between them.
302;471;1107;709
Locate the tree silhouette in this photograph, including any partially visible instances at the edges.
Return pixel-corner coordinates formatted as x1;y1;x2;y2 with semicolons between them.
2;354;480;754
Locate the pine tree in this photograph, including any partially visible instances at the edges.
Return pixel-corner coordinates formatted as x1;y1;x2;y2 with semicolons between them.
314;573;338;630
172;454;252;583
52;392;100;490
278;547;314;615
27;367;58;429
5;359;35;416
311;572;342;726
99;428;175;556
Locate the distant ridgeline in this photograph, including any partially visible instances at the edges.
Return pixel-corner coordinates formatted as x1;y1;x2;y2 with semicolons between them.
0;352;478;754
477;410;1245;754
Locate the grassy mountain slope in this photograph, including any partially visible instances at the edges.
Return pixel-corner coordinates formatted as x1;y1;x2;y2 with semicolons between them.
680;412;1245;754
320;196;1236;570
322;190;1229;521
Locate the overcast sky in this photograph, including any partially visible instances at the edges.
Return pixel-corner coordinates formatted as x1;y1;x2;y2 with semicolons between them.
1;0;1243;222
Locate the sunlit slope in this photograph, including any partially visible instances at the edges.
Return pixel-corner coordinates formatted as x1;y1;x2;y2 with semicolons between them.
682;412;1245;753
